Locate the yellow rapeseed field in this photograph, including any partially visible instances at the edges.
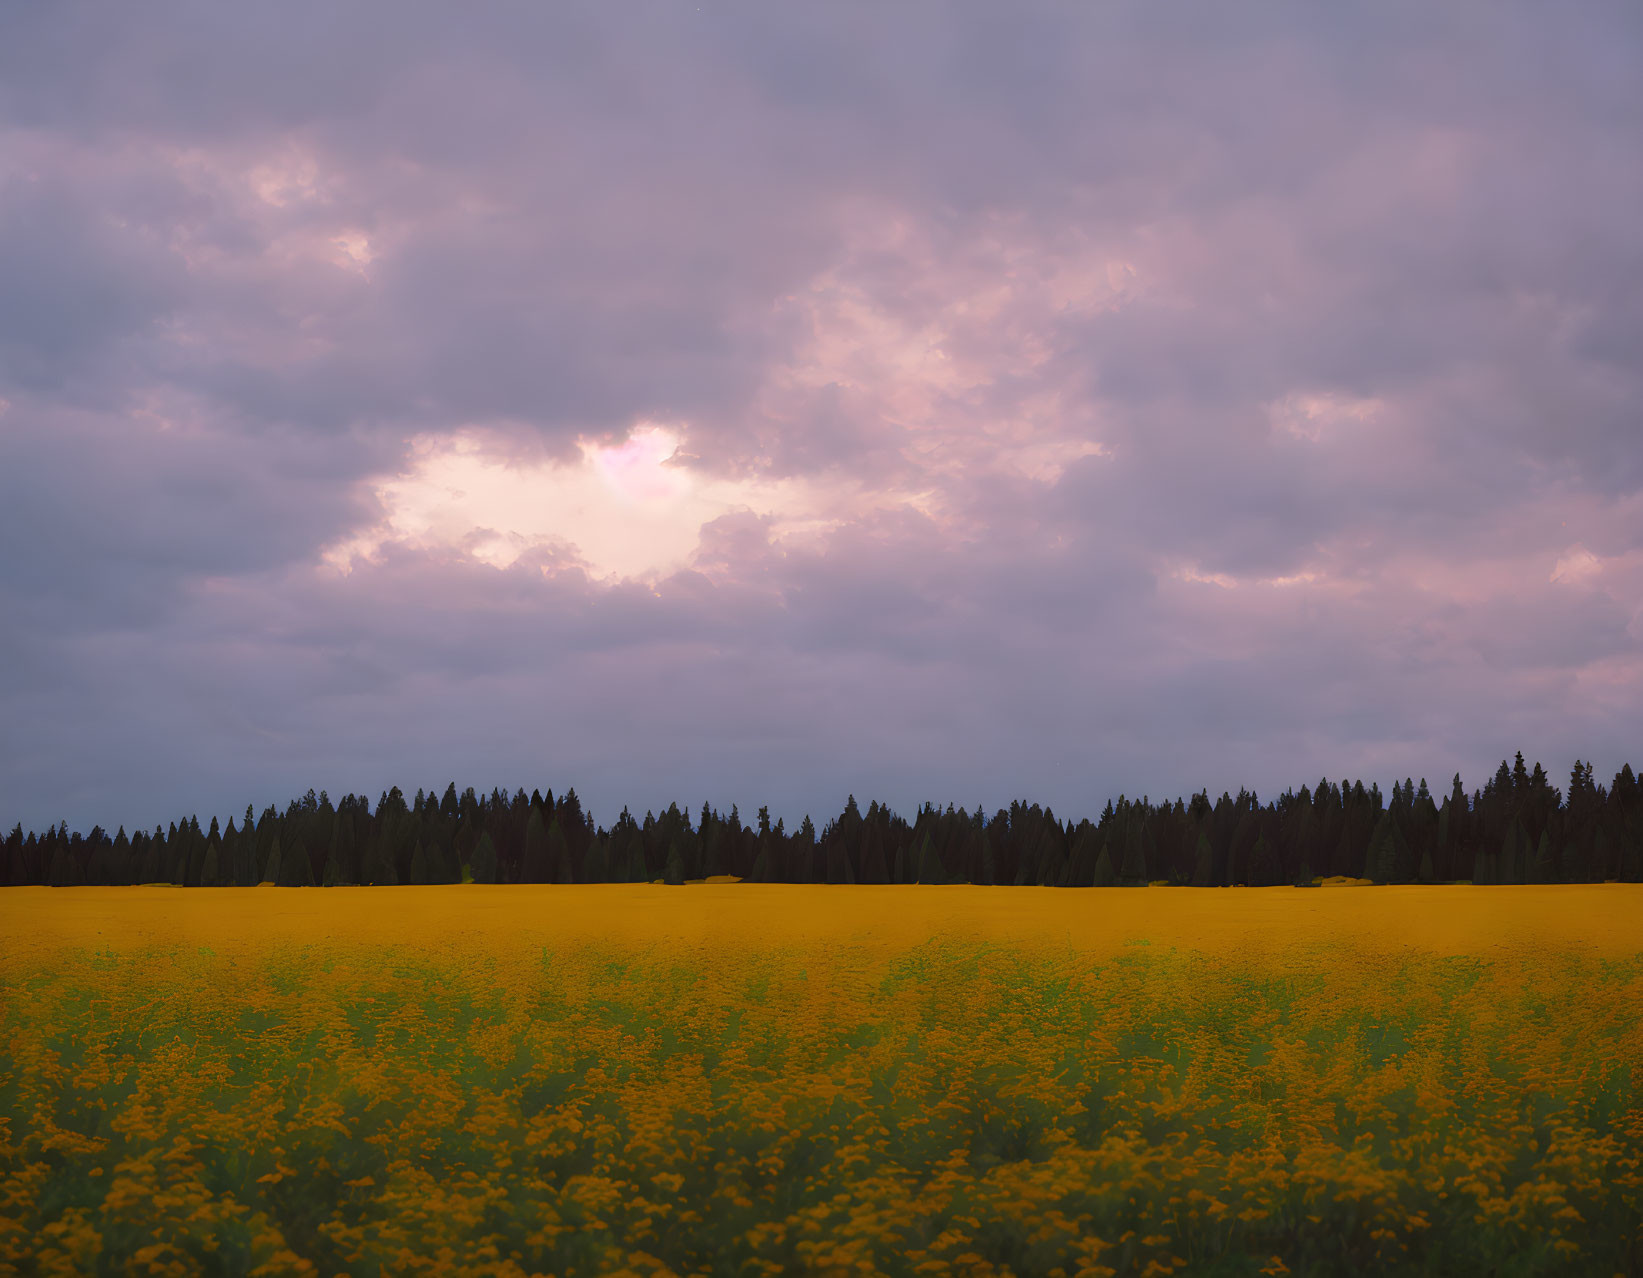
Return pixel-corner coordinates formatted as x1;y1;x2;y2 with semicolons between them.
3;885;1641;1276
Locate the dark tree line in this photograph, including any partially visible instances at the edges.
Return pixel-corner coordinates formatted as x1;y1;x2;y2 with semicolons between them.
6;754;1642;888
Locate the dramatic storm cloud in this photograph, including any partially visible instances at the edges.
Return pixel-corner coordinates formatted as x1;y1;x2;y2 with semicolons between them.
2;1;1639;833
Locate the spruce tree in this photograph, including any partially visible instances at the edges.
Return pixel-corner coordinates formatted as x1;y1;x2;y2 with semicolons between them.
977;829;997;885
915;833;945;885
1120;827;1150;885
1064;826;1100;887
47;841;78;887
139;830;163;884
626;830;651;883
431;839;459;884
582;835;611;883
1620;818;1643;882
471;832;499;884
1389;818;1415;883
281;839;314;887
1363;812;1395;883
858;820;889;884
332;817;357;885
522;809;549;882
1035;830;1067;886
1012;838;1034;886
703;822;728;879
164;823;185;885
1246;833;1278;886
1190;830;1214;887
365;834;398;885
262;838;283;886
1331;823;1356;880
1530;829;1556;884
1502;820;1528;884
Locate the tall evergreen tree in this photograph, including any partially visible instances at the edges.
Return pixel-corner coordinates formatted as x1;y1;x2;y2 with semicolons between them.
1064;825;1101;887
262;837;283;886
547;818;575;884
1246;833;1279;886
521;809;550;883
1363;812;1396;883
915;833;945;885
47;839;79;887
471;831;500;884
139;829;164;884
1620;818;1643;883
1120;820;1151;886
582;834;611;883
362;831;398;885
976;827;997;885
1530;829;1557;883
279;838;314;887
826;837;855;885
1190;828;1214;887
858;819;889;885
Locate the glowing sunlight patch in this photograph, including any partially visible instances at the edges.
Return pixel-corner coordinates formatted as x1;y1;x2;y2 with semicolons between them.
325;425;859;581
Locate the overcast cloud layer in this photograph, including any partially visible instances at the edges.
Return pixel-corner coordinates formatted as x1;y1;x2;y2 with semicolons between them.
3;1;1640;834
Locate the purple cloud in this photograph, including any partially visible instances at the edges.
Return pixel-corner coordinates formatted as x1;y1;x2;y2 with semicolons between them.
2;1;1640;834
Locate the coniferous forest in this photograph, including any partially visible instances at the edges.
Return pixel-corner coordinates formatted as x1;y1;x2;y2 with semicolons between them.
7;753;1642;889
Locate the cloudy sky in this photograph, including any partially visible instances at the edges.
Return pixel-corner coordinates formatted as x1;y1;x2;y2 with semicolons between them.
2;2;1640;835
